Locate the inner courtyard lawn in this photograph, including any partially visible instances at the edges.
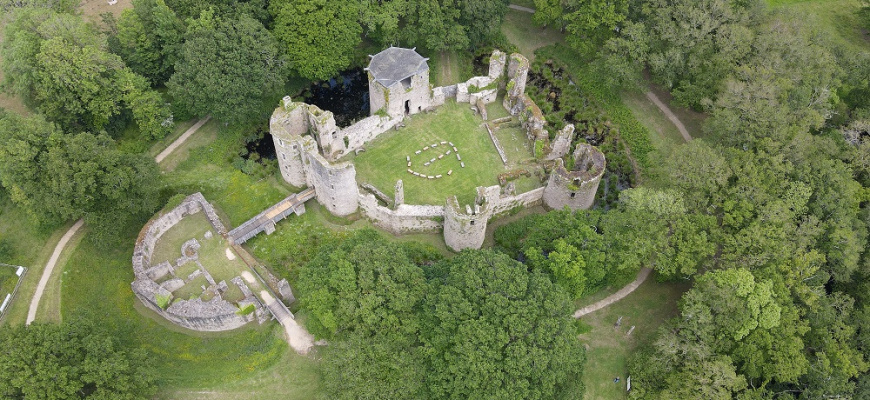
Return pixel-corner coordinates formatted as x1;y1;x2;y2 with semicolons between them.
351;100;537;206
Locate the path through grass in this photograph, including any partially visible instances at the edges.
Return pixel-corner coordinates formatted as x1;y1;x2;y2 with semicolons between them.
578;276;690;400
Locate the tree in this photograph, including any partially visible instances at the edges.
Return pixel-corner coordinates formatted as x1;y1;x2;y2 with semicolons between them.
296;229;428;339
0;321;156;399
533;0;629;55
457;0;509;47
422;250;585;399
0;112;161;229
320;331;426;400
404;0;469;52
269;0;361;81
115;0;184;85
1;8;172;138
167;10;285;126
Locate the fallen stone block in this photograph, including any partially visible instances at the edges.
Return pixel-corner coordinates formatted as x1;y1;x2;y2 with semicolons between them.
436;175;442;178
461;162;465;168
448;170;453;175
415;150;422;155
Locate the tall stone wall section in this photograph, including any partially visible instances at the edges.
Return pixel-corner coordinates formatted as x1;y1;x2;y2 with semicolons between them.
131;193;256;332
543;144;606;210
358;193;444;234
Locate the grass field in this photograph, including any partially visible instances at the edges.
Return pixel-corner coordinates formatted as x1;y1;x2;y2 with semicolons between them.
578;276;691;400
766;0;868;49
501;8;565;60
352;101;532;205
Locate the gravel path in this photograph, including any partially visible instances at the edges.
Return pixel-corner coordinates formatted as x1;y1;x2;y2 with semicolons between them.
155;116;211;163
574;268;652;318
26;116;211;325
26;219;84;324
645;91;692;142
509;4;535;13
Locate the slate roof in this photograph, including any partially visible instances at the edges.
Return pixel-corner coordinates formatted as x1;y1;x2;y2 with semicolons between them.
366;47;429;88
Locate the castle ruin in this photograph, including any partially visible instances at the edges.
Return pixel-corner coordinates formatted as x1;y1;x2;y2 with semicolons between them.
271;47;605;251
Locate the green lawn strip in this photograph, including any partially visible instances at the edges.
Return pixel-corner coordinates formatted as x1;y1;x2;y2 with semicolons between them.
578;277;690;400
352;100;509;206
501;9;565;61
30;226;87;324
619;90;685;157
154;349;321;400
770;0;869;50
147;118;199;158
0;197;67;327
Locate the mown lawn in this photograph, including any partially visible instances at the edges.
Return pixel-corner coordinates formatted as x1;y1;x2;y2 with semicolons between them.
578;276;690;400
501;8;565;60
352;100;512;206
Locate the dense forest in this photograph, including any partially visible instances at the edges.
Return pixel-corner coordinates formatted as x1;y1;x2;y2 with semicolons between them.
0;0;869;399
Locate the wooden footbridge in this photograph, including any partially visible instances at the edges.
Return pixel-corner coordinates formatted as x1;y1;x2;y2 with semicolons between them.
228;187;316;245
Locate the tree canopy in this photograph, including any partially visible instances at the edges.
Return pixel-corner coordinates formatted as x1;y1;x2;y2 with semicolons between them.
167;10;285;126
269;0;362;81
0;321;156;399
1;8;171;138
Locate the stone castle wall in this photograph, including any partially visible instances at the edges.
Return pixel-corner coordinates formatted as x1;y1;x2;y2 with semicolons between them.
131;193;255;332
358;193;444;234
271;48;605;251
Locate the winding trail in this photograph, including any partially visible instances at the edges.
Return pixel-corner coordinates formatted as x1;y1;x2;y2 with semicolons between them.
508;4;535;13
25;116;211;325
574;268;652;318
645;91;692;142
25;219;84;324
574;92;694;318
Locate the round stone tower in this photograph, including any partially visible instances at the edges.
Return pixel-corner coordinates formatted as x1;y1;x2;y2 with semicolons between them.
443;196;488;252
543;143;606;210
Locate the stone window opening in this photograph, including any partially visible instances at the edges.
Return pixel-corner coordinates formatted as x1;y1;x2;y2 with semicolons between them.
401;77;412;89
470;220;475;225
570;193;576;198
405;100;411;115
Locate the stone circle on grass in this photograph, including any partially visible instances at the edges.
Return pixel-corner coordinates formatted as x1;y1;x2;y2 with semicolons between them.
406;140;463;179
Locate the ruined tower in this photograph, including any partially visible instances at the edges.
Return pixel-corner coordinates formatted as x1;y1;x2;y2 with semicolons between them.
443;196;489;251
366;47;432;119
543;143;606;210
271;96;360;216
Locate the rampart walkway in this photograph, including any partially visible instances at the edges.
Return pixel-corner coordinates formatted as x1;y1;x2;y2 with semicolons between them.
228;187;316;245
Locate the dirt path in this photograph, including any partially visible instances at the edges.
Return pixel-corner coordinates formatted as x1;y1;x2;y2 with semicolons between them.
25;116;212;325
574;268;652;318
25;219;84;325
644;91;692;142
155;116;211;163
260;290;315;355
509;4;535;13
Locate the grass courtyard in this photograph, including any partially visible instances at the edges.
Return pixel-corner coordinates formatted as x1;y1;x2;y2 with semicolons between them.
351;100;541;206
150;206;249;303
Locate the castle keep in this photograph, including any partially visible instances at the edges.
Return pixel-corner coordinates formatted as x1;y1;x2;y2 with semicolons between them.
271;47;605;251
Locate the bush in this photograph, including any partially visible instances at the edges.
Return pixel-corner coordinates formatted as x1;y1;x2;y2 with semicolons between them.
156;294;171;309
